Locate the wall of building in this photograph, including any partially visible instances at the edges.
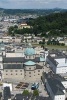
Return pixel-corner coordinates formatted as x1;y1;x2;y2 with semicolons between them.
24;70;36;81
0;63;3;69
25;55;35;59
6;53;24;57
55;58;65;64
56;67;67;74
25;65;36;70
37;62;44;66
62;81;67;89
24;68;43;81
3;69;24;80
54;95;65;100
35;69;43;79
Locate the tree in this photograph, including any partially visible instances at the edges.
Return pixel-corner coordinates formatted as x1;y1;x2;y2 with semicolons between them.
22;90;29;95
33;90;39;96
42;38;45;44
47;39;51;45
61;43;65;46
39;41;42;44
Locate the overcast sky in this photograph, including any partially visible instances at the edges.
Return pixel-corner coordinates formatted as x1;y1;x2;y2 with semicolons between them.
0;0;67;9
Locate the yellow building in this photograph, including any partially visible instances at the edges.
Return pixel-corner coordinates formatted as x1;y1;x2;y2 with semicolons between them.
18;23;31;29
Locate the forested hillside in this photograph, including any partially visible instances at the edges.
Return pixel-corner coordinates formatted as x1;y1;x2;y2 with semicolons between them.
28;12;67;37
8;12;67;37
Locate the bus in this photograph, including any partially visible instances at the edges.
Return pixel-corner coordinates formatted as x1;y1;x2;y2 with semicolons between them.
31;83;39;90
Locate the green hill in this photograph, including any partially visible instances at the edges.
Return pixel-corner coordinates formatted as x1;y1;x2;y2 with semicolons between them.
28;12;67;37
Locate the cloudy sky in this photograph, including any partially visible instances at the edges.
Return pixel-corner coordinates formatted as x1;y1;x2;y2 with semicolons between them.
0;0;67;9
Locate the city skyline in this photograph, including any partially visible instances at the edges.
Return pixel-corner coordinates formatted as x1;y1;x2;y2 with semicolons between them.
0;0;67;9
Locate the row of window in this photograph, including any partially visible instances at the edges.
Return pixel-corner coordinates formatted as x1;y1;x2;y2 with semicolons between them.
6;70;40;72
6;73;40;76
25;74;40;76
25;70;40;73
29;72;40;74
6;70;23;72
6;73;22;75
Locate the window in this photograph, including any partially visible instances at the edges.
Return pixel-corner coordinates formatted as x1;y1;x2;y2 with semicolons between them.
15;70;17;72
6;70;8;72
29;68;31;70
21;73;22;75
29;76;31;77
34;71;35;73
11;70;12;72
38;74;40;75
6;74;8;75
11;74;12;75
16;73;17;75
29;72;31;74
38;70;40;72
20;70;22;72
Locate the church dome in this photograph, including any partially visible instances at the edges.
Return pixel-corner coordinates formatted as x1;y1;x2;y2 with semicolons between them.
24;61;36;66
24;47;35;56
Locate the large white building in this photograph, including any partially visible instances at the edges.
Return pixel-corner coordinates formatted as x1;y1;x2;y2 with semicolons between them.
46;50;67;74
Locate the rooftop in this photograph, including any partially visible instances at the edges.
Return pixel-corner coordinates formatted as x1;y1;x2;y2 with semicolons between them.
43;72;66;82
47;78;65;95
3;64;23;69
24;61;36;66
24;47;35;56
47;55;58;66
12;94;51;100
3;57;24;63
3;87;11;100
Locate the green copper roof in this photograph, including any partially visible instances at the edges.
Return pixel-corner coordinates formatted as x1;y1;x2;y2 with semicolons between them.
40;57;45;62
24;61;36;66
0;43;5;51
24;47;35;56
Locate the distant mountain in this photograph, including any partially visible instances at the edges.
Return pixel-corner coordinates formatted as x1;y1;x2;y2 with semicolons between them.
0;8;67;15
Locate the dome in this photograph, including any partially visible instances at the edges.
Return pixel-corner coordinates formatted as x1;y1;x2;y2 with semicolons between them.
24;47;35;56
24;61;36;66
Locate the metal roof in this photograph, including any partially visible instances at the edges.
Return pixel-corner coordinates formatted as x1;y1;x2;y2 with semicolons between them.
47;78;65;95
24;47;35;56
24;61;36;66
3;57;24;63
3;64;23;69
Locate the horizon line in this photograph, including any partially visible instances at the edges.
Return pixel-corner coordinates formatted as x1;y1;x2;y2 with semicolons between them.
0;7;67;10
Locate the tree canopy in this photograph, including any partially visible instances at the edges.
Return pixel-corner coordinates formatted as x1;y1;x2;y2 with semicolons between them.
28;12;67;37
33;90;39;96
22;90;29;95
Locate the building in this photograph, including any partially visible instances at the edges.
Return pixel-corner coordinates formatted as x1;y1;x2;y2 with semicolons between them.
42;72;66;100
0;43;45;82
46;50;67;74
3;87;11;100
18;23;31;29
12;94;51;100
46;78;65;100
